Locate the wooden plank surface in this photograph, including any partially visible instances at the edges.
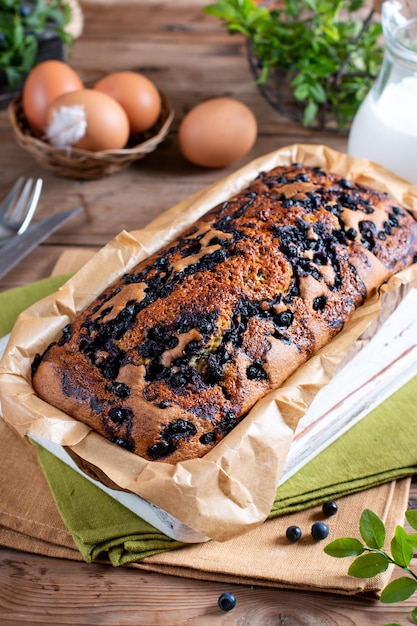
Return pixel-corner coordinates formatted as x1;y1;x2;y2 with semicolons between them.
0;2;416;624
0;544;415;626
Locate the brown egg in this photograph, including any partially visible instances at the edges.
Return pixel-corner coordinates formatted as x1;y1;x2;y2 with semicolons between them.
94;71;161;134
45;89;130;152
22;60;83;136
178;98;258;168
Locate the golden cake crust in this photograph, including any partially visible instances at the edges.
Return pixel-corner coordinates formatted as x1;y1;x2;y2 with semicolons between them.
32;164;417;463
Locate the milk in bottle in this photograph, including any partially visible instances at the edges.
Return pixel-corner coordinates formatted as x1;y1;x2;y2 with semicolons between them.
348;1;417;185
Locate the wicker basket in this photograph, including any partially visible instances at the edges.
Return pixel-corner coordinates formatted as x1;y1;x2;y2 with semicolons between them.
8;92;174;179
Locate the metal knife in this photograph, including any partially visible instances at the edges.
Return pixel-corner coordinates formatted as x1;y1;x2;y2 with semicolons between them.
0;206;82;281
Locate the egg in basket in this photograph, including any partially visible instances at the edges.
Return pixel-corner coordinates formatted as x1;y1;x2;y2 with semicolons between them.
8;61;174;180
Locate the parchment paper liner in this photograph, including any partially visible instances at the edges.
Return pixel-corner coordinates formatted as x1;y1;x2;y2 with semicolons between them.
1;144;416;542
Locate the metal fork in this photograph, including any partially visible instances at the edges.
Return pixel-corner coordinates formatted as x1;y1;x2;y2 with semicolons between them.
0;177;43;241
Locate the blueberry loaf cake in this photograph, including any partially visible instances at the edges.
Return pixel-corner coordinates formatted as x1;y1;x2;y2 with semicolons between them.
32;164;417;463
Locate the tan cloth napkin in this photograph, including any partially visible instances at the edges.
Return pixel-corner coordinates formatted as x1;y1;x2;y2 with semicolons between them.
138;480;411;596
0;410;411;596
0;418;80;560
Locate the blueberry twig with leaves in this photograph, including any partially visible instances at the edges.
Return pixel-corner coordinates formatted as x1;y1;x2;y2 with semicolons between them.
204;0;383;128
324;508;417;626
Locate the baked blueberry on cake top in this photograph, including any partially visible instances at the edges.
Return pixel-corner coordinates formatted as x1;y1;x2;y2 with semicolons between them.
32;164;417;463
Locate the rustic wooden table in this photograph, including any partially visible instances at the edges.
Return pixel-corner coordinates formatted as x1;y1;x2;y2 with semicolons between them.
0;2;415;624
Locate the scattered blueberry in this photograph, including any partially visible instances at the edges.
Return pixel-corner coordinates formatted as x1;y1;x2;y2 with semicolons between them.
218;592;236;612
311;521;330;541
322;500;338;517
286;525;302;542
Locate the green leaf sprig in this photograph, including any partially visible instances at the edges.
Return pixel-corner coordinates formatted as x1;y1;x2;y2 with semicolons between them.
0;0;74;89
204;0;384;128
325;508;417;626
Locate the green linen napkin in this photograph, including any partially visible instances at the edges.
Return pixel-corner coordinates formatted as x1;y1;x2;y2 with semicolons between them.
33;442;185;565
1;276;416;565
0;274;73;336
270;374;417;517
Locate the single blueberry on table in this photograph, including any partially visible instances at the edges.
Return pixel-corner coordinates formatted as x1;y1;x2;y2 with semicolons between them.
285;525;302;542
218;592;236;612
311;521;330;541
322;500;338;517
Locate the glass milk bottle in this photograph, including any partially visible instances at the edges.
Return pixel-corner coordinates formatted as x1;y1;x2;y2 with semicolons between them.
348;0;417;185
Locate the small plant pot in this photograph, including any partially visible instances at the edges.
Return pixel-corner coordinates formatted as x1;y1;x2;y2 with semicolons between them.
0;31;65;108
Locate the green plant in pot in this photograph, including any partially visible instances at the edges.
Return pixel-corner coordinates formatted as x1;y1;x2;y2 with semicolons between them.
204;0;384;130
0;0;74;96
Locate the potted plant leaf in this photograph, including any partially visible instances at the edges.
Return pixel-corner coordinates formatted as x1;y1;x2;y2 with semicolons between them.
204;0;384;131
0;0;76;106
